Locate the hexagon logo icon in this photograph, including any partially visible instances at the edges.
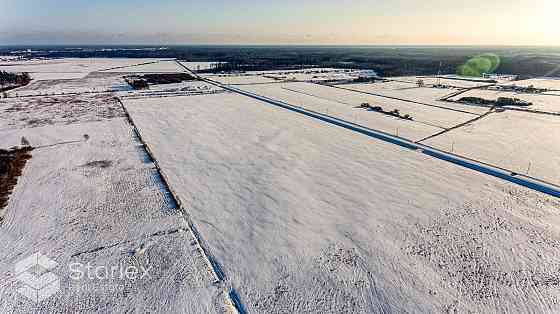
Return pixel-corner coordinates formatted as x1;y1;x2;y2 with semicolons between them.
15;252;60;303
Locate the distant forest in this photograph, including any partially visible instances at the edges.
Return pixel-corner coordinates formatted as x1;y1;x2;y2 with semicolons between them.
1;46;560;78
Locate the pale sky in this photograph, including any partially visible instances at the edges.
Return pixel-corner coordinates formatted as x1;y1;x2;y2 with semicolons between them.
0;0;557;45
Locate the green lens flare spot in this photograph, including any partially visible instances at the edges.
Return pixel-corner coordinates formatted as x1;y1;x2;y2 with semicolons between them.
457;54;501;77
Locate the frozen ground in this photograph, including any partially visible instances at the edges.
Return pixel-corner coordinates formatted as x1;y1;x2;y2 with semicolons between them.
124;92;560;313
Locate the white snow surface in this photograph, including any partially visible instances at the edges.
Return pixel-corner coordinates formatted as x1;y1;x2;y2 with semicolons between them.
0;58;166;80
178;61;225;71
341;82;490;115
450;89;560;113
202;74;281;85
267;82;479;129
235;82;441;141
424;110;560;186
2;57;560;313
0;119;222;313
501;78;560;91
124;92;560;313
101;60;186;73
0;94;124;130
5;72;131;97
390;76;495;88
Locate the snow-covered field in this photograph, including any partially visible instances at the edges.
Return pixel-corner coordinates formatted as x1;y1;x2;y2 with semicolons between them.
340;82;490;115
101;60;186;73
3;57;560;313
6;72;131;97
201;68;376;85
0;73;232;312
265;82;480;129
0;58;165;80
450;88;560;113
424;110;560;186
202;74;281;85
0;117;224;313
124;92;560;313
178;61;225;71
390;76;495;88
501;78;560;91
0;94;123;130
236;82;442;141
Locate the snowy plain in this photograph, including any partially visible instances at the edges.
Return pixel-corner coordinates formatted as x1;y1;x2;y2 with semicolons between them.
0;81;227;312
2;57;560;313
124;92;560;313
0;58;167;80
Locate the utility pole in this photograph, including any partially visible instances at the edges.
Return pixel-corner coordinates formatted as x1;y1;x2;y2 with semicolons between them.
437;61;442;86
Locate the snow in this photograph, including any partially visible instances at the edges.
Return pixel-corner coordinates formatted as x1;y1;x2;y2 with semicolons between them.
123;92;560;313
267;82;480;129
501;78;560;91
235;82;442;141
341;82;491;115
0;118;222;312
424;110;560;186
178;61;225;71
0;58;165;80
201;68;377;85
203;74;282;85
0;94;124;130
3;56;560;313
5;72;131;97
101;60;186;73
390;76;495;88
450;89;560;113
24;72;91;81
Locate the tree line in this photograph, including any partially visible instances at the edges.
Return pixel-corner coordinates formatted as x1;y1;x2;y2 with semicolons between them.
0;71;31;87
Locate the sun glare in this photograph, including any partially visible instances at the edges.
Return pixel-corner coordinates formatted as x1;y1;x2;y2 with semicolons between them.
540;0;559;38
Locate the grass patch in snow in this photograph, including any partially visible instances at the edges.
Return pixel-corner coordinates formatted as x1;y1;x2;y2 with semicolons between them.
0;147;33;220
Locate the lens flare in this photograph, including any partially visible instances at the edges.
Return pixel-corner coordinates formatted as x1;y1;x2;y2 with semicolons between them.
457;54;501;77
